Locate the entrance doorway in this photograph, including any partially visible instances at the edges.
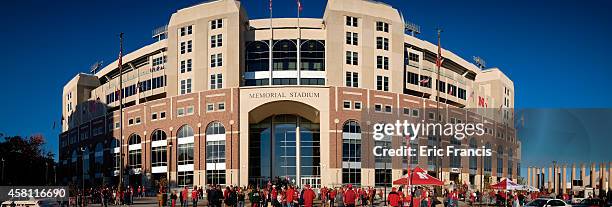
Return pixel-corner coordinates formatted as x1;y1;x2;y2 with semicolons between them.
248;114;320;187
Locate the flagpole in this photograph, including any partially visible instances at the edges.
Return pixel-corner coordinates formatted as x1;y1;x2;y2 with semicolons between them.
435;28;442;180
118;32;124;189
296;0;302;84
268;0;273;85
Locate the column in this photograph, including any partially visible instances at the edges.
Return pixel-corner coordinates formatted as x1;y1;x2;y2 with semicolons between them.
554;165;559;194
527;167;532;187
591;163;596;188
581;163;586;185
571;163;576;188
536;168;541;189
548;165;553;192
562;164;567;194
608;161;612;191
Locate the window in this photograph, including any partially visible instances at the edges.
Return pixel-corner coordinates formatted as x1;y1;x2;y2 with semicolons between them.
211;34;222;48
300;78;325;85
346;51;358;65
345;16;358;27
128;134;142;169
135;117;141;124
342;120;361;186
343;101;351;109
420;75;432;88
180;41;192;54
376;56;389;70
211;53;223;67
246;41;270;72
409;53;419;63
376;76;389;91
218;103;225;111
177;125;194;187
206;122;226;185
376;21;389;32
177;108;185;117
186;106;194;115
128;119;134;126
207;104;214;112
180;25;192;36
211;19;223;30
345;72;359;87
210;74;223;89
376;37;389;50
180;59;192;73
354;102;362;110
437;80;446;93
403;108;411;115
374;104;382;112
412;109;419;117
178;171;194;187
384;105;392;113
458;88;467;100
407;72;419;85
151;130;167;167
345;32;358;45
375;169;392;187
160;112;166;119
180;79;192;94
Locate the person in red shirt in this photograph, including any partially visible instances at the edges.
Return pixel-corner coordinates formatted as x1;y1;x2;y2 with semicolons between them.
181;187;189;207
387;187;401;207
344;184;357;207
321;187;328;206
191;186;199;207
286;186;296;206
302;184;316;207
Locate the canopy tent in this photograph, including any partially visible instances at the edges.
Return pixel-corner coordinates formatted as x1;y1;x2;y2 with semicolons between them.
392;167;444;186
490;178;523;190
518;185;540;192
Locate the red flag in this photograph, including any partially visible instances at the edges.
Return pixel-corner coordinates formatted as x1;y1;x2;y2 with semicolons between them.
269;0;272;12
448;86;453;95
118;50;122;68
297;0;302;12
419;78;430;84
436;33;444;68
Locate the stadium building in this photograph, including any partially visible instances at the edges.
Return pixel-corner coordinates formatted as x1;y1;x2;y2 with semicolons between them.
58;0;520;191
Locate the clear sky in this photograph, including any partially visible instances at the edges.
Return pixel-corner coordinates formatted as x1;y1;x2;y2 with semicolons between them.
1;0;611;177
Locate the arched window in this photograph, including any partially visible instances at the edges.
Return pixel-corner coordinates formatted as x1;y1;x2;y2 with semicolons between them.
82;147;90;179
484;142;492;172
151;129;167;141
112;139;120;172
342;120;361;186
300;40;325;71
94;143;104;174
177;125;194;187
206;121;226;185
128;134;142;169
469;138;477;171
497;145;504;175
272;40;297;71
246;41;270;72
151;130;168;168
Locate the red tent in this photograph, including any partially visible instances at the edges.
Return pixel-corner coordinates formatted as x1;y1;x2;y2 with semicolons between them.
490;178;522;190
392;167;444;186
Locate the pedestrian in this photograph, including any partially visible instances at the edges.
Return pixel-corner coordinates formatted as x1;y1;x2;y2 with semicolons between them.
237;187;246;207
192;186;199;207
285;186;295;207
344;184;357;207
171;190;178;207
387;187;401;207
335;188;345;207
301;184;315;207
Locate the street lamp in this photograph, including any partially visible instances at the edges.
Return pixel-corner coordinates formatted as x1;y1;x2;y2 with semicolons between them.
167;141;173;192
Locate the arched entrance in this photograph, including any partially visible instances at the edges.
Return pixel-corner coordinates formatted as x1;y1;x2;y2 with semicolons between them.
247;101;321;188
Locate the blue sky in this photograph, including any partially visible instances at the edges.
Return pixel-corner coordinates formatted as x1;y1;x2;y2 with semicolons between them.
1;0;611;176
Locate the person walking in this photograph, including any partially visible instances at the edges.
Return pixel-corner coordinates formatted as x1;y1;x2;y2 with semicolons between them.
302;184;316;207
387;187;401;207
171;190;178;207
344;184;357;207
181;186;189;207
192;186;199;207
335;188;345;207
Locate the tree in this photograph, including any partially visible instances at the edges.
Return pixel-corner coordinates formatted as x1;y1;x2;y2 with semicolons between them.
0;134;56;185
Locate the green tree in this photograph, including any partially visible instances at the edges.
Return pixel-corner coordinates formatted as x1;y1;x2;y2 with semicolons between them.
0;134;56;185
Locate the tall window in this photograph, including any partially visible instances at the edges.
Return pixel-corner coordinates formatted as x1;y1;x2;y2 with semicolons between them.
342;120;361;186
206;121;226;185
376;37;389;50
210;19;223;29
272;40;297;71
376;76;389;91
497;145;504;175
246;41;270;72
484;142;492;172
376;21;389;32
177;125;194;187
427;135;439;167
345;51;358;65
346;32;358;45
211;53;223;67
346;16;358;27
112;139;120;173
345;72;359;88
376;56;389;70
300;40;325;71
94;143;103;175
82;147;90;179
180;59;192;73
210;74;223;89
450;138;462;168
151;130;167;168
211;34;222;48
128;134;142;169
469;138;477;171
374;135;392;187
180;79;192;94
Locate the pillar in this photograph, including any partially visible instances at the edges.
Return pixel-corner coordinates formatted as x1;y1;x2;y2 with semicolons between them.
562;164;567;194
554;166;559;194
608;161;612;191
549;165;553;192
527;167;532;187
591;162;596;188
571;163;576;188
536;168;541;189
581;163;586;185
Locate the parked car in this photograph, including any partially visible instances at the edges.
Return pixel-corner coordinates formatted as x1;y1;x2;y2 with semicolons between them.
525;198;571;207
572;198;604;207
